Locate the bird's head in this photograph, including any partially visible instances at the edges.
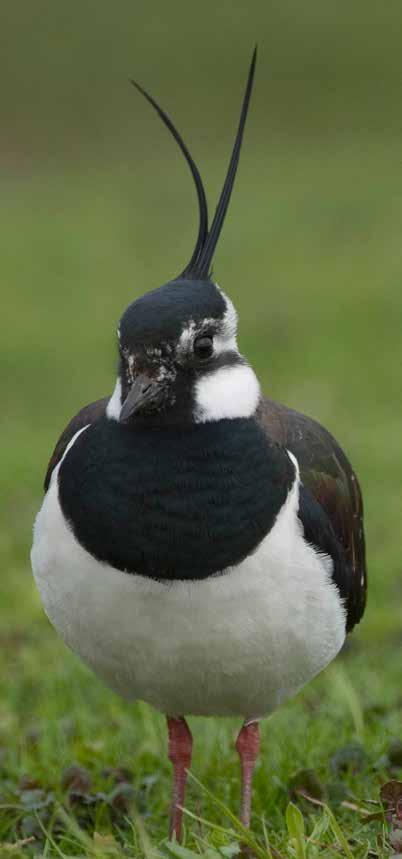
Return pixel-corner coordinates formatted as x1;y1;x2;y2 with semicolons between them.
107;50;259;427
108;278;259;425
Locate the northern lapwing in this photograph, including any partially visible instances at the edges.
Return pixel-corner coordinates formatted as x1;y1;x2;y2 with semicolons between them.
31;49;367;840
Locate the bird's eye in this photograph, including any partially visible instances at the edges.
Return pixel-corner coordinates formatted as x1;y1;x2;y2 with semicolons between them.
193;335;214;360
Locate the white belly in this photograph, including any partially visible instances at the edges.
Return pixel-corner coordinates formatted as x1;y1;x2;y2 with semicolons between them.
31;451;346;720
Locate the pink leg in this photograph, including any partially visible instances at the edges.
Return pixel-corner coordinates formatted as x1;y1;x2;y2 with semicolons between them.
235;721;260;828
167;716;193;841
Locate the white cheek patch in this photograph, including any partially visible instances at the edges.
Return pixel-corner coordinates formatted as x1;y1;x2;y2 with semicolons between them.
194;364;261;422
106;378;123;420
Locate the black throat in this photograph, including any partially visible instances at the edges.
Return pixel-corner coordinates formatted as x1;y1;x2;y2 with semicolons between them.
58;415;295;581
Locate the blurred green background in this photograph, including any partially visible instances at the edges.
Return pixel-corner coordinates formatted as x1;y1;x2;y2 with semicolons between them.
1;0;402;852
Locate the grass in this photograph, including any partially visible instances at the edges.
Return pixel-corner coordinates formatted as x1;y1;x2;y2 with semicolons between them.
1;132;402;856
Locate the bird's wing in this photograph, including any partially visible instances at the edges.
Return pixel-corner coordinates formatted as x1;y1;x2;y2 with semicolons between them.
256;397;367;632
44;397;109;491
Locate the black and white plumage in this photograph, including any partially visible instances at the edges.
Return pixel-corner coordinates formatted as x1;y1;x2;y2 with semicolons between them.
31;49;366;837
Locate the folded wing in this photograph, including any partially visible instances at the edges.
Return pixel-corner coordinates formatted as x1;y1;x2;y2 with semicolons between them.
256;398;367;632
44;397;109;491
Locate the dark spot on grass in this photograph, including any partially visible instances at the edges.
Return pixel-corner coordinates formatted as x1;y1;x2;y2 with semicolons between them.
388;739;402;768
61;763;92;793
330;742;368;775
288;768;325;803
18;775;41;791
101;765;132;785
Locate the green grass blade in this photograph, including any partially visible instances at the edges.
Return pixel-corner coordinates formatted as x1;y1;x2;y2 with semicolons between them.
285;802;306;859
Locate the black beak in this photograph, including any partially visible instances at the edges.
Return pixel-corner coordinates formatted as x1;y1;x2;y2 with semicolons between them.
120;373;166;422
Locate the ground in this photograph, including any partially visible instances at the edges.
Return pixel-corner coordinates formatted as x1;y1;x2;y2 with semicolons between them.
1;137;402;858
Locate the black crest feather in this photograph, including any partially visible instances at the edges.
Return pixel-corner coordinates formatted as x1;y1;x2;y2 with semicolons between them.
131;47;257;281
195;47;257;278
130;78;208;276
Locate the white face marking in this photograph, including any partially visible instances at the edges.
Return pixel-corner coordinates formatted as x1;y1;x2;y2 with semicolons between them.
145;345;162;359
177;286;238;359
194;363;260;422
216;287;238;353
106;378;123;420
155;363;176;387
113;284;253;423
191;285;260;422
177;318;207;354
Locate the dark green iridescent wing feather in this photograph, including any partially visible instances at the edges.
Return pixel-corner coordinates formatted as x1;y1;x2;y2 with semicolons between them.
256;398;367;631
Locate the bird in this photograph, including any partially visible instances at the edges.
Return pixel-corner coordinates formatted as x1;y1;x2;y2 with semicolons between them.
31;48;366;841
